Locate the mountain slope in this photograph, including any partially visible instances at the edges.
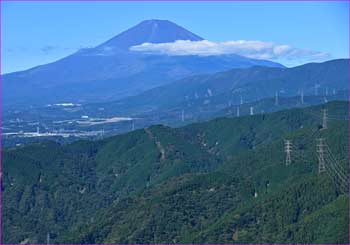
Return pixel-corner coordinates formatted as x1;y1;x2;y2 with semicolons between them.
80;58;349;117
60;102;349;244
3;19;282;109
189;177;347;244
98;19;204;49
3;101;349;244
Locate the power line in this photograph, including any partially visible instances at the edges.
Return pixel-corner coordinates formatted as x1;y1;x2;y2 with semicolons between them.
324;161;348;192
318;140;349;194
324;163;347;193
324;154;348;184
322;109;328;129
324;145;347;181
325;145;347;173
316;138;326;174
304;108;349;121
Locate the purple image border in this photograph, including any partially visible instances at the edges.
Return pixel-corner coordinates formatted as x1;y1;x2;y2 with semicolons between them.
0;0;349;244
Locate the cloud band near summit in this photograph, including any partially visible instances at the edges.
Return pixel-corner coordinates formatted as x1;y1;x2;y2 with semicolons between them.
130;39;330;62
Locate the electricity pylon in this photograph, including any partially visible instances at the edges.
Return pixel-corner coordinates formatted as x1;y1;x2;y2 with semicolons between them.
300;89;304;104
314;84;319;96
250;106;254;116
284;140;292;165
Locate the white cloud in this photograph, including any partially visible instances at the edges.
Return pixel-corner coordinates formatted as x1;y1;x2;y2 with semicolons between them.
129;40;330;62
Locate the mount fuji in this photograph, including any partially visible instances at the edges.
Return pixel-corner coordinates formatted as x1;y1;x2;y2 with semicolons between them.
3;19;283;108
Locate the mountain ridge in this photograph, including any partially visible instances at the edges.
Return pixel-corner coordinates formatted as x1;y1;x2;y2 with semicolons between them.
86;58;348;116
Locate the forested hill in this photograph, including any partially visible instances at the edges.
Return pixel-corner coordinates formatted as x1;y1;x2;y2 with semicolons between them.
3;101;349;244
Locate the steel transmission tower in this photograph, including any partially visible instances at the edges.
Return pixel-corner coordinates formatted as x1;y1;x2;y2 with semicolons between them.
250;106;254;116
284;140;292;165
275;91;279;106
300;89;304;104
314;84;319;96
317;138;326;173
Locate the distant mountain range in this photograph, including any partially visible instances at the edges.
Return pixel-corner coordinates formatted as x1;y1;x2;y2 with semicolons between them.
3;19;283;109
81;58;349;117
3;59;348;147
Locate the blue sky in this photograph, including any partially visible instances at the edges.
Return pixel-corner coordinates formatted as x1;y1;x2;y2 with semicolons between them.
2;1;349;74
